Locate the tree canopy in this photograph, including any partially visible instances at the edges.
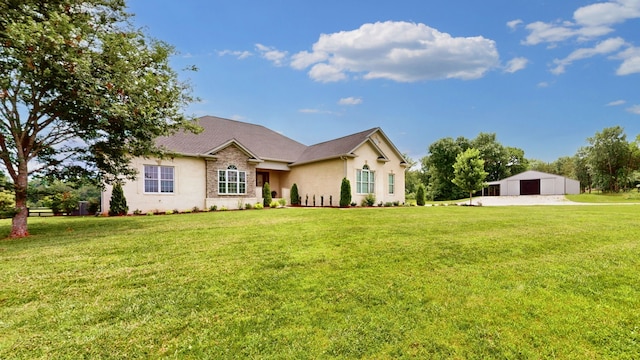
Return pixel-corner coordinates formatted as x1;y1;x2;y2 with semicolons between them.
0;0;197;237
452;148;487;206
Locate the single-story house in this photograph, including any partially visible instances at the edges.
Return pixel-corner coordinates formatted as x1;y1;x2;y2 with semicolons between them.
483;170;580;196
101;116;407;213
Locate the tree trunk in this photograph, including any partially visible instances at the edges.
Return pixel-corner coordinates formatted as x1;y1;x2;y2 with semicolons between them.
469;191;473;206
10;162;29;238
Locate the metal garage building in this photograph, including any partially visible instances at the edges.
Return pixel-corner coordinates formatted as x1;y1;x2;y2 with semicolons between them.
483;170;580;196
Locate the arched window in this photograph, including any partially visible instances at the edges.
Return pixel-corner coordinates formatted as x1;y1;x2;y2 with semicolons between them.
356;165;375;194
218;165;246;194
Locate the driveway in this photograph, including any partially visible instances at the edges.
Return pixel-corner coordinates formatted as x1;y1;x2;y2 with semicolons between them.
463;195;582;206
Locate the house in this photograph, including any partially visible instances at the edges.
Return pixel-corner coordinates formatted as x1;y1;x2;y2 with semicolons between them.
483;170;580;196
101;116;407;213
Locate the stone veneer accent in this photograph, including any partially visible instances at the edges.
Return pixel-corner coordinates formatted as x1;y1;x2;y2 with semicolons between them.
205;145;257;198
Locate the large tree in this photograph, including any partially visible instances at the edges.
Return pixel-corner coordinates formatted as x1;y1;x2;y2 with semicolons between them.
422;136;469;201
0;0;197;237
586;126;632;192
452;148;487;206
471;132;509;182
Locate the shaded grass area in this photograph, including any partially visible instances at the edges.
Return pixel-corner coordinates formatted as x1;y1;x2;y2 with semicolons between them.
567;192;640;203
1;207;640;359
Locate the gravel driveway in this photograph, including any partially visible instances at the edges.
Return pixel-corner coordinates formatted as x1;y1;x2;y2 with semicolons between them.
462;195;582;206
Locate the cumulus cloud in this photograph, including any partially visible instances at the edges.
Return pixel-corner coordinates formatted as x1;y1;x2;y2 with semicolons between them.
291;21;500;83
504;57;529;73
218;50;252;60
255;44;288;66
550;37;626;74
338;97;363;105
522;0;640;46
627;105;640;114
615;46;640;75
507;19;523;30
607;99;626;106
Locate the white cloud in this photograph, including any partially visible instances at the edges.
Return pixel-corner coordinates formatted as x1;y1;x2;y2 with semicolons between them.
522;0;640;46
537;81;550;88
291;21;500;83
218;50;252;60
607;99;626;106
298;108;334;114
573;0;640;28
627;105;640;114
615;46;640;75
504;57;529;73
338;97;363;105
230;114;246;121
507;19;523;30
255;44;288;66
550;37;626;74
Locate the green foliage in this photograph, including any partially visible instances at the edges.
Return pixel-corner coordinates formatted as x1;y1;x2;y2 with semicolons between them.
586;126;635;192
262;182;272;207
416;184;426;206
452;148;488;205
0;0;198;236
254;203;264;210
270;201;279;208
245;203;253;210
361;193;376;207
290;183;300;205
422;137;469;201
165;210;174;215
0;190;16;218
278;198;286;207
339;177;352;207
108;183;128;216
209;205;217;212
471;133;509;182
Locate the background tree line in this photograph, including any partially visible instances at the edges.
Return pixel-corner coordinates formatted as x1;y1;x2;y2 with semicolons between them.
405;126;640;201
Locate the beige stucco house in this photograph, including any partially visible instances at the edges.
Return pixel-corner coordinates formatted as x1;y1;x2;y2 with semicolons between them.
101;116;407;213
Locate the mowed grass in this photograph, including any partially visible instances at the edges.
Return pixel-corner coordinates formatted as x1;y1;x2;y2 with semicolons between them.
567;191;640;203
1;206;639;359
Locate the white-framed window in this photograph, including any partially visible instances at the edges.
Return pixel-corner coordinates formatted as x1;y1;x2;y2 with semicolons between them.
388;173;395;195
144;165;174;193
218;165;246;195
356;165;375;194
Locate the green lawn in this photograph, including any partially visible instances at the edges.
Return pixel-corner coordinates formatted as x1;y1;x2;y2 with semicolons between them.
567;191;640;203
2;206;639;359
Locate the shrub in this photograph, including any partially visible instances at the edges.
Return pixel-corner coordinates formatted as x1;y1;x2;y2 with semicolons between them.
133;209;142;215
339;178;352;207
209;205;217;211
270;201;278;208
350;202;357;207
278;198;286;207
361;193;376;207
165;210;174;215
0;190;16;219
245;203;253;210
263;182;272;207
254;203;264;209
220;206;228;211
109;183;128;216
145;212;154;216
416;184;426;206
192;206;200;213
291;183;300;205
384;202;393;207
88;199;100;214
393;201;400;206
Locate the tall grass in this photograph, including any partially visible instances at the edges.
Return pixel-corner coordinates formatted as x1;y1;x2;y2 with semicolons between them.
1;206;639;358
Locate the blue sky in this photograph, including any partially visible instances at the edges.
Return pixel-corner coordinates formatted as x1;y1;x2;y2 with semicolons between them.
127;0;640;162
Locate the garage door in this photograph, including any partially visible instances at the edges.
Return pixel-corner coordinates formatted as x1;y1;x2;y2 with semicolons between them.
520;179;540;195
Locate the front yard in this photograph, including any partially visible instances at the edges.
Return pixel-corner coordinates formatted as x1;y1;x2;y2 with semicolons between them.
1;206;639;358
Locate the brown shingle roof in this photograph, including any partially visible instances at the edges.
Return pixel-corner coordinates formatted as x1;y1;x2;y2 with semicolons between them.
156;116;307;162
290;128;379;165
157;116;404;166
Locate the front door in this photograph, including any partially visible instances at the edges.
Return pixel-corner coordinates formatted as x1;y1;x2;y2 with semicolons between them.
256;171;270;188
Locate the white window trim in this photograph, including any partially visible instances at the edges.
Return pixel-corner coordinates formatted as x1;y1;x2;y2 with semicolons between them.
218;166;247;195
144;165;175;194
388;173;395;195
356;166;375;194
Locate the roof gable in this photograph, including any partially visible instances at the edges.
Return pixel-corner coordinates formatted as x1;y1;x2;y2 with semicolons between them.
156;116;307;162
157;116;406;167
